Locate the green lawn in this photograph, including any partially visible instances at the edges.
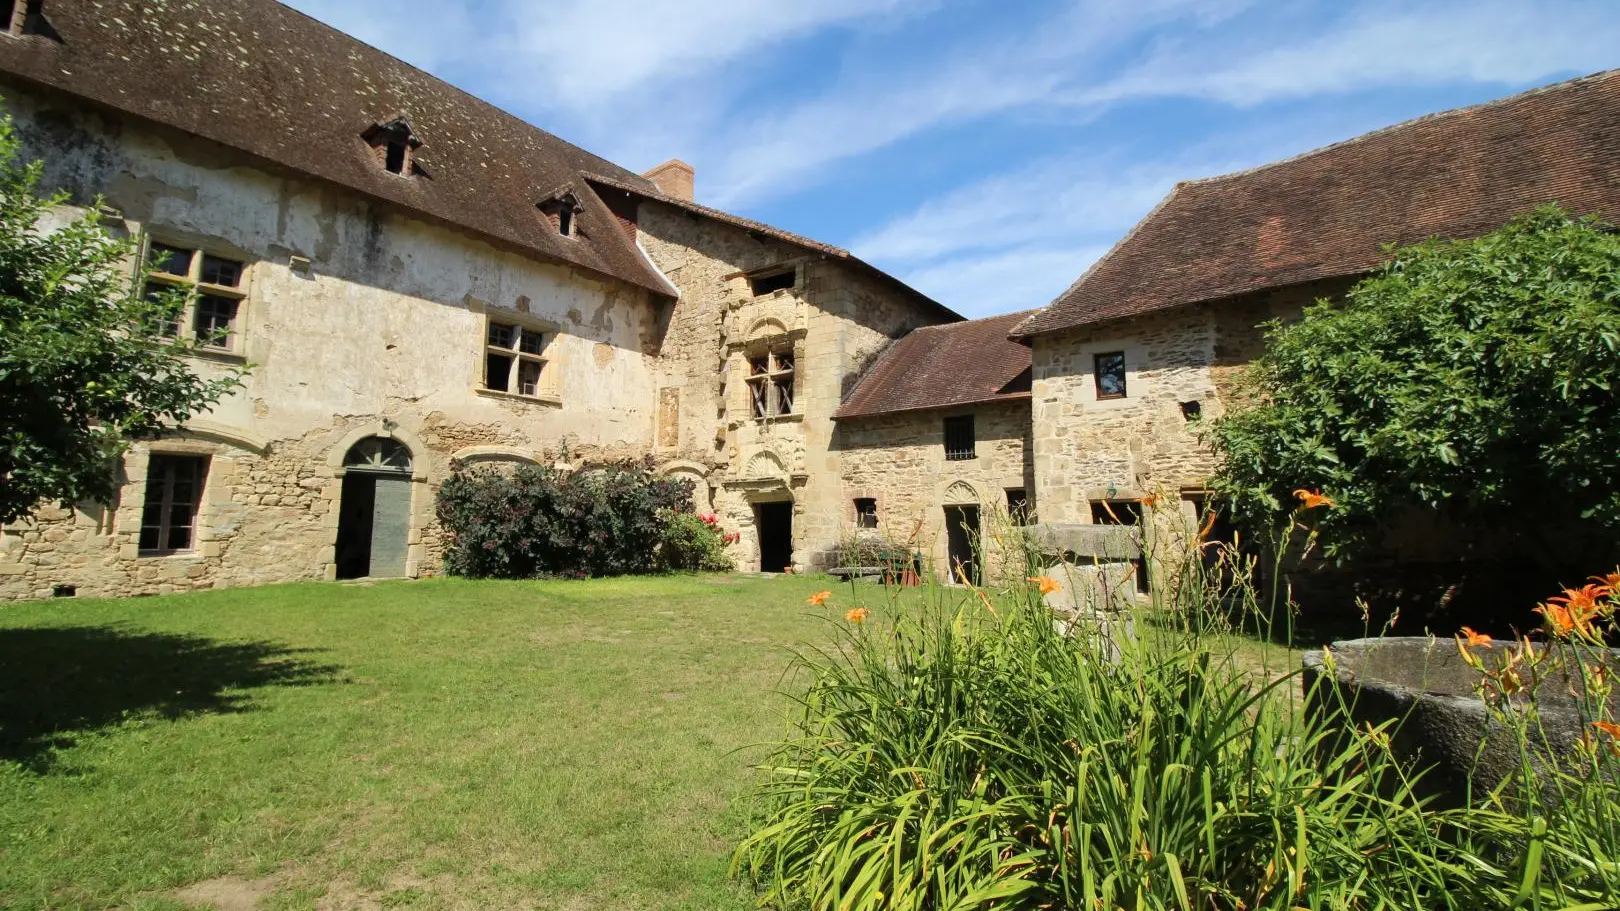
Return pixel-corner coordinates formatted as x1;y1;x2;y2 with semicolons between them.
0;574;849;911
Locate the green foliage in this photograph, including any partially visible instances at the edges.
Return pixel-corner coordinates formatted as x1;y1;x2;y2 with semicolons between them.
1208;206;1620;555
734;549;1620;909
434;459;699;578
0;112;244;524
658;510;735;572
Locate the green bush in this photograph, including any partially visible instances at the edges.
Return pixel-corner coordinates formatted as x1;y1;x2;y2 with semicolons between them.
735;531;1620;909
658;510;735;572
435;459;697;579
1209;206;1620;559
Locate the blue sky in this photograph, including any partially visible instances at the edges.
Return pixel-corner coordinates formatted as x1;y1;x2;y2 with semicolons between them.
287;0;1620;319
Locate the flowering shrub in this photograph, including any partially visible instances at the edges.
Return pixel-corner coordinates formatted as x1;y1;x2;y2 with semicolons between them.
658;511;735;572
435;459;694;578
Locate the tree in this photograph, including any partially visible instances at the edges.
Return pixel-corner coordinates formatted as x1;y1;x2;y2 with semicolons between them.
1209;206;1620;560
0;113;244;524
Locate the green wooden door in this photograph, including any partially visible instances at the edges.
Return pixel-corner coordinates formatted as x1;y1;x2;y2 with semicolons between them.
368;475;412;578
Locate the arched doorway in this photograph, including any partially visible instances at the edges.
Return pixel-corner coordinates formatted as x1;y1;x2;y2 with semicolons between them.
335;437;413;579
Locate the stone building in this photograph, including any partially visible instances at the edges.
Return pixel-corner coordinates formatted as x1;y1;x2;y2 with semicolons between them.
832;310;1037;583
1008;68;1620;579
0;0;954;599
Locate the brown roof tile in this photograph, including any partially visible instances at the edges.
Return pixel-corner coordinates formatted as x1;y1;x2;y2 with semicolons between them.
835;310;1036;420
1013;69;1620;338
0;0;676;293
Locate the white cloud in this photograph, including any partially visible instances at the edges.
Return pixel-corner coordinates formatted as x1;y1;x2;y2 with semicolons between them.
495;0;926;110
1089;0;1620;107
901;245;1113;319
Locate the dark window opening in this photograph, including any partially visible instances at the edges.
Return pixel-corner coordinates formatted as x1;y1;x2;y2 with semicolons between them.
384;141;408;174
557;207;574;236
4;0;46;36
199;254;242;287
1180;400;1202;421
485;352;513;392
854;497;878;529
142;280;183;338
1095;351;1127;399
149;242;191;276
1006;488;1030;523
52;584;75;598
139;454;207;553
749;268;795;296
944;415;975;461
1090;499;1142;525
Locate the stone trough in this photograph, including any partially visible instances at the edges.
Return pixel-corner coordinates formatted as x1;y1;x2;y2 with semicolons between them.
1303;637;1620;806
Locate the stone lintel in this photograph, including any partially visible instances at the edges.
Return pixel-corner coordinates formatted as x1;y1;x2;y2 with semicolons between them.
1024;523;1141;561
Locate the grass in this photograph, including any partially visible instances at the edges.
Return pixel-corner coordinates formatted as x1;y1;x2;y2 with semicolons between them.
0;573;852;911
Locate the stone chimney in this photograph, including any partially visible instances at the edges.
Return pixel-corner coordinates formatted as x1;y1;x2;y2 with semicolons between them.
642;159;694;201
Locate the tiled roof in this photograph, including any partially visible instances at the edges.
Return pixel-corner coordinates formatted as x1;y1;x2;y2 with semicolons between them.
586;174;960;322
835;310;1036;420
1013;69;1620;338
0;0;675;294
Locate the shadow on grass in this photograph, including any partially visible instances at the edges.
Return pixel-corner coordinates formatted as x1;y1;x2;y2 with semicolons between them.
0;624;340;772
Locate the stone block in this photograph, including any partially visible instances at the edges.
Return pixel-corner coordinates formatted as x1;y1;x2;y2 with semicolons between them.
1025;523;1141;560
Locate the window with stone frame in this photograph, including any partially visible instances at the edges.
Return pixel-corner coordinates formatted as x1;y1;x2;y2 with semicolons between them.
748;267;796;297
483;321;550;398
138;453;208;554
854;497;878;529
746;346;795;419
1;0;47;37
1094;351;1128;399
142;240;247;353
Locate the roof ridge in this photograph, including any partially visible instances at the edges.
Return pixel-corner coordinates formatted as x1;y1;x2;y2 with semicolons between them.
272;2;653;190
584;172;851;257
1179;67;1620;191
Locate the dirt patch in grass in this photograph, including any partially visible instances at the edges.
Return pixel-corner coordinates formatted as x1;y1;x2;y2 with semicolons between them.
173;874;283;910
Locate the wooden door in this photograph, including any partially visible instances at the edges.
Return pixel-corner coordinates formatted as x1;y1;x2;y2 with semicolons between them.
368;475;412;578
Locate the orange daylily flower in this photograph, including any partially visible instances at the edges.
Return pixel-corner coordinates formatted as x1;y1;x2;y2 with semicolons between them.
807;590;832;606
1593;720;1620;739
1457;627;1493;649
1551;583;1610;613
1593;571;1620;591
844;607;870;624
1538;583;1609;639
1536;601;1577;637
1028;575;1060;596
1139;492;1163;509
1293;489;1334;510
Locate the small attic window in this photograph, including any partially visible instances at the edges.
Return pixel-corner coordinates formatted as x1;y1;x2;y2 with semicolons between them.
749;268;795;297
538;192;582;238
363;118;422;177
383;141;407;174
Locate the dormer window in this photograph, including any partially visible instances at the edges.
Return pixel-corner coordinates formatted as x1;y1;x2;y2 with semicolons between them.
2;0;46;37
538;192;582;237
363;118;422;177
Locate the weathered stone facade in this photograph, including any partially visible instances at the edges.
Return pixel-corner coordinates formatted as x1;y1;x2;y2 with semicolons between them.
632;199;946;573
0;84;951;599
0;88;664;600
836;402;1034;582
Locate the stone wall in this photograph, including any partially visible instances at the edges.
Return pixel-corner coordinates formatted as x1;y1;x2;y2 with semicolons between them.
836;401;1033;583
634;200;948;573
0;86;663;600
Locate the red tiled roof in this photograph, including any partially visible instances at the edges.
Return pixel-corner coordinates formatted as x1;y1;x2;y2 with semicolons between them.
0;0;667;295
1013;69;1620;338
835;310;1036;420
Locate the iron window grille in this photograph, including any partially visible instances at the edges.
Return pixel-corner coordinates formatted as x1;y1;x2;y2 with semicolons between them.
1094;351;1127;399
747;347;795;419
143;241;247;352
138;454;208;553
944;415;976;461
484;321;550;398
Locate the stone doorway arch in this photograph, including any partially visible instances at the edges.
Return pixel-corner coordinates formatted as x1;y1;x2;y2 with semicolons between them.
335;436;414;579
